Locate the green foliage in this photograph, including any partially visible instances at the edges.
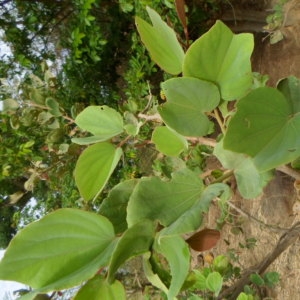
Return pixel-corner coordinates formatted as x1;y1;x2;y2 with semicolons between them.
0;4;287;299
135;6;184;75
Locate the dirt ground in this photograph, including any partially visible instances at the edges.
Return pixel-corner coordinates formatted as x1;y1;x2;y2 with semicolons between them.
205;170;300;299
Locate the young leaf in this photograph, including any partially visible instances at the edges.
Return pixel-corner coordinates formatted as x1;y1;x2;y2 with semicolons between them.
214;140;273;198
154;235;190;299
127;168;204;227
73;106;123;143
0;209;116;292
250;273;265;286
158;77;220;137
74;275;126;300
75;142;123;200
206;272;223;296
135;6;184;75
107;219;155;282
99;179;139;234
152;126;188;156
186;229;221;252
183;20;253;101
46;98;61;117
223;83;300;171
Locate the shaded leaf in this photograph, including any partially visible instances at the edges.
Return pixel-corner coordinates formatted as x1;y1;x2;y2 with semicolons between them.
75;142;123;200
186;229;220;252
99;179;139;234
183;20;253;100
158;77;220;137
154;236;190;299
152;126;188;156
135;7;184;75
160;183;230;236
108;219;155;282
127;168;204;227
0;209;116;292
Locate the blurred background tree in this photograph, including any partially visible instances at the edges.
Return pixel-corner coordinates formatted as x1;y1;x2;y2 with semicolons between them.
0;0;226;248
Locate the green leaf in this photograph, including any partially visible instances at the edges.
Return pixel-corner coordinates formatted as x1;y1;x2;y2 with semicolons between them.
74;275;126;300
237;292;254;300
108;219;155;282
263;271;280;288
127;168;204;227
74;106;124;142
158;77;220;137
154;236;190;299
99;179;139;234
250;273;265;286
160;183;230;236
0;209;116;292
183;20;253;100
206;272;223;296
2;98;19;112
143;252;169;295
152;126;188;156
74;142;123;200
135;7;184;75
46;98;61;117
214;140;273;198
223;83;300;171
192;270;207;290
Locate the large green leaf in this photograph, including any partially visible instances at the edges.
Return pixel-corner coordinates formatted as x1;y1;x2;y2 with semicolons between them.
0;209;116;292
223;82;300;171
75;142;123;200
160;183;230;236
108;219;155;282
135;7;184;75
153;236;190;299
72;106;123;144
127;168;204;227
183;20;253;101
99;179;139;234
74;275;126;300
152;126;188;156
214;141;273;198
158;77;220;137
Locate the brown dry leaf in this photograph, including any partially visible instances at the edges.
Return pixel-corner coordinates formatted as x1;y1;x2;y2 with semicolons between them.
186;228;221;252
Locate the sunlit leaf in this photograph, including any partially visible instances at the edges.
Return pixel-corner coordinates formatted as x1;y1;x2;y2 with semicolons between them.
206;272;223;296
224;80;300;171
73;106;124;143
75;142;123;200
183;20;253;100
152;126;188;156
135;6;184;75
127;168;204;227
0;209;116;292
214;140;273;198
158;77;220;137
74;275;126;300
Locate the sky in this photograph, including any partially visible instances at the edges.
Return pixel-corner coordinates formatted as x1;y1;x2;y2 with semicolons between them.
0;250;27;300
